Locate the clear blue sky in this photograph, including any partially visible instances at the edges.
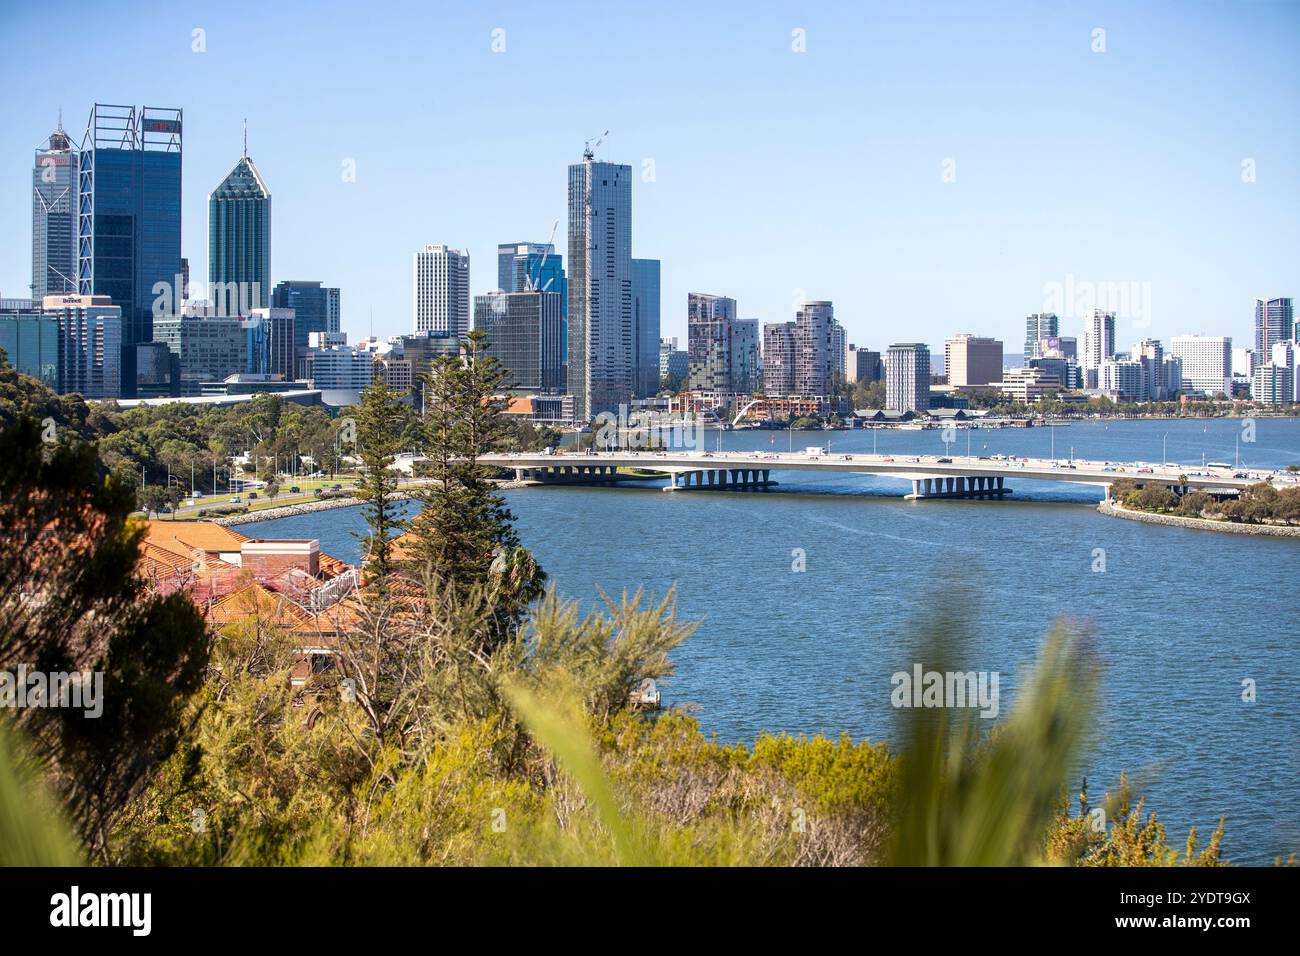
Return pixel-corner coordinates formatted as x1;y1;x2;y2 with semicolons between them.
2;0;1297;353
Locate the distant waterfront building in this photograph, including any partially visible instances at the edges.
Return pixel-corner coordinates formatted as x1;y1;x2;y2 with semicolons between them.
999;366;1062;404
944;334;1003;386
885;342;930;413
270;281;339;350
1169;335;1231;398
0;301;59;389
1081;310;1116;373
567;152;633;420
632;258;661;398
762;322;796;395
413;244;470;340
32;120;78;300
78;104;183;396
498;241;567;356
687;293;738;392
1100;358;1147;402
1132;339;1175;401
152;313;246;393
845;345;882;384
45;294;122;399
472;290;565;392
1024;313;1059;361
793;301;840;398
659;337;688;385
208;142;271;314
303;345;373;390
1254;297;1293;359
731;319;760;394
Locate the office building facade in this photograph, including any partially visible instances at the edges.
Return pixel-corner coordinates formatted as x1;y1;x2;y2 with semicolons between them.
0;301;60;389
413;245;469;339
472;290;565;392
32;121;79;301
271;281;339;350
209;149;271;314
1024;313;1059;362
632;258;660;398
944;334;1003;386
1168;335;1231;398
1254;297;1294;359
687;293;738;392
78;104;182;396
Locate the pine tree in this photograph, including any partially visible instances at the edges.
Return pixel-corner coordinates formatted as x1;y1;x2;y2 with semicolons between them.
352;376;409;601
408;330;543;640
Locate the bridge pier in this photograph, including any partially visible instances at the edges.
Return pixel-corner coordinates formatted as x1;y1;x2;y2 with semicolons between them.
905;475;1013;501
662;468;777;492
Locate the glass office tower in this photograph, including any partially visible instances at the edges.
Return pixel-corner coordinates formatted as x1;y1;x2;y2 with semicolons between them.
209;148;271;314
32;120;79;300
632;258;660;398
78;104;182;397
271;280;340;350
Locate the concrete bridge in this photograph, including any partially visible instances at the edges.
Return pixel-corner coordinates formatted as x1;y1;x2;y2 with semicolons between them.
481;450;1282;500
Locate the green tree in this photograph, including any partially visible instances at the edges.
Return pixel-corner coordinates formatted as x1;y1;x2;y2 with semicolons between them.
352;378;409;598
0;415;208;859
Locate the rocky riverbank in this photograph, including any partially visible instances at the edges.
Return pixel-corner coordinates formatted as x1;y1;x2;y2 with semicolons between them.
1097;500;1300;538
212;480;533;526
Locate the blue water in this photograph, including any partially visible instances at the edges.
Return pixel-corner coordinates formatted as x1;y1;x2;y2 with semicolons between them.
247;418;1300;863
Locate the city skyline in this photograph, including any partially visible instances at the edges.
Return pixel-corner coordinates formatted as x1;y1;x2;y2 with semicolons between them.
2;2;1297;353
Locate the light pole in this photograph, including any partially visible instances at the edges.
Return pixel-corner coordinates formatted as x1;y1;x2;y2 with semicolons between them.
1162;431;1168;467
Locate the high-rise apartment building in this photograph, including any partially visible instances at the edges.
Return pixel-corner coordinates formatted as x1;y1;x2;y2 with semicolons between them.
567;153;632;420
1168;335;1231;398
762;322;796;396
885;343;931;413
271;281;339;350
209;143;271;314
845;346;882;384
1254;298;1294;359
45;294;122;399
944;334;1003;386
659;337;688;386
32;120;78;300
631;258;660;398
687;293;738;392
1081;310;1116;372
78;104;183;396
793;301;839;397
413;244;470;340
472;290;565;392
1024;313;1059;361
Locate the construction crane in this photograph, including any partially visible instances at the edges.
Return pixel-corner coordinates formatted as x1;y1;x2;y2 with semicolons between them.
582;130;609;161
525;220;560;292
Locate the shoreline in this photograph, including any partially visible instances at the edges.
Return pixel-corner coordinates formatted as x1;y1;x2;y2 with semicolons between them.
1097;499;1300;537
212;480;533;526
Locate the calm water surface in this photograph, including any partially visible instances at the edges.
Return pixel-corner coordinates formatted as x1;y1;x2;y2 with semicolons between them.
248;419;1300;863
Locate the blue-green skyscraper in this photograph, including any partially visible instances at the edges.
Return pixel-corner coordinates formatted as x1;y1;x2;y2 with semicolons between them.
209;135;271;315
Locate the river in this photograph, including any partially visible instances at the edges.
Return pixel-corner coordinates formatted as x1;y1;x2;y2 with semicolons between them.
244;417;1300;863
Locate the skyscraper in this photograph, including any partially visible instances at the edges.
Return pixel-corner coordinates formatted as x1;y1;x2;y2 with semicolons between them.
567;151;632;421
1081;310;1116;372
1024;313;1058;361
793;300;838;397
885;343;931;413
687;292;738;392
413;245;470;339
271;280;340;350
209;138;271;314
78;104;183;396
731;319;760;394
1254;298;1294;358
473;290;565;392
631;258;660;398
762;322;796;395
32;119;78;300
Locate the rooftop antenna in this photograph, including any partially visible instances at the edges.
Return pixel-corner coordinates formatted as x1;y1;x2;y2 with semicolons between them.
242;118;248;158
582;129;609;161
